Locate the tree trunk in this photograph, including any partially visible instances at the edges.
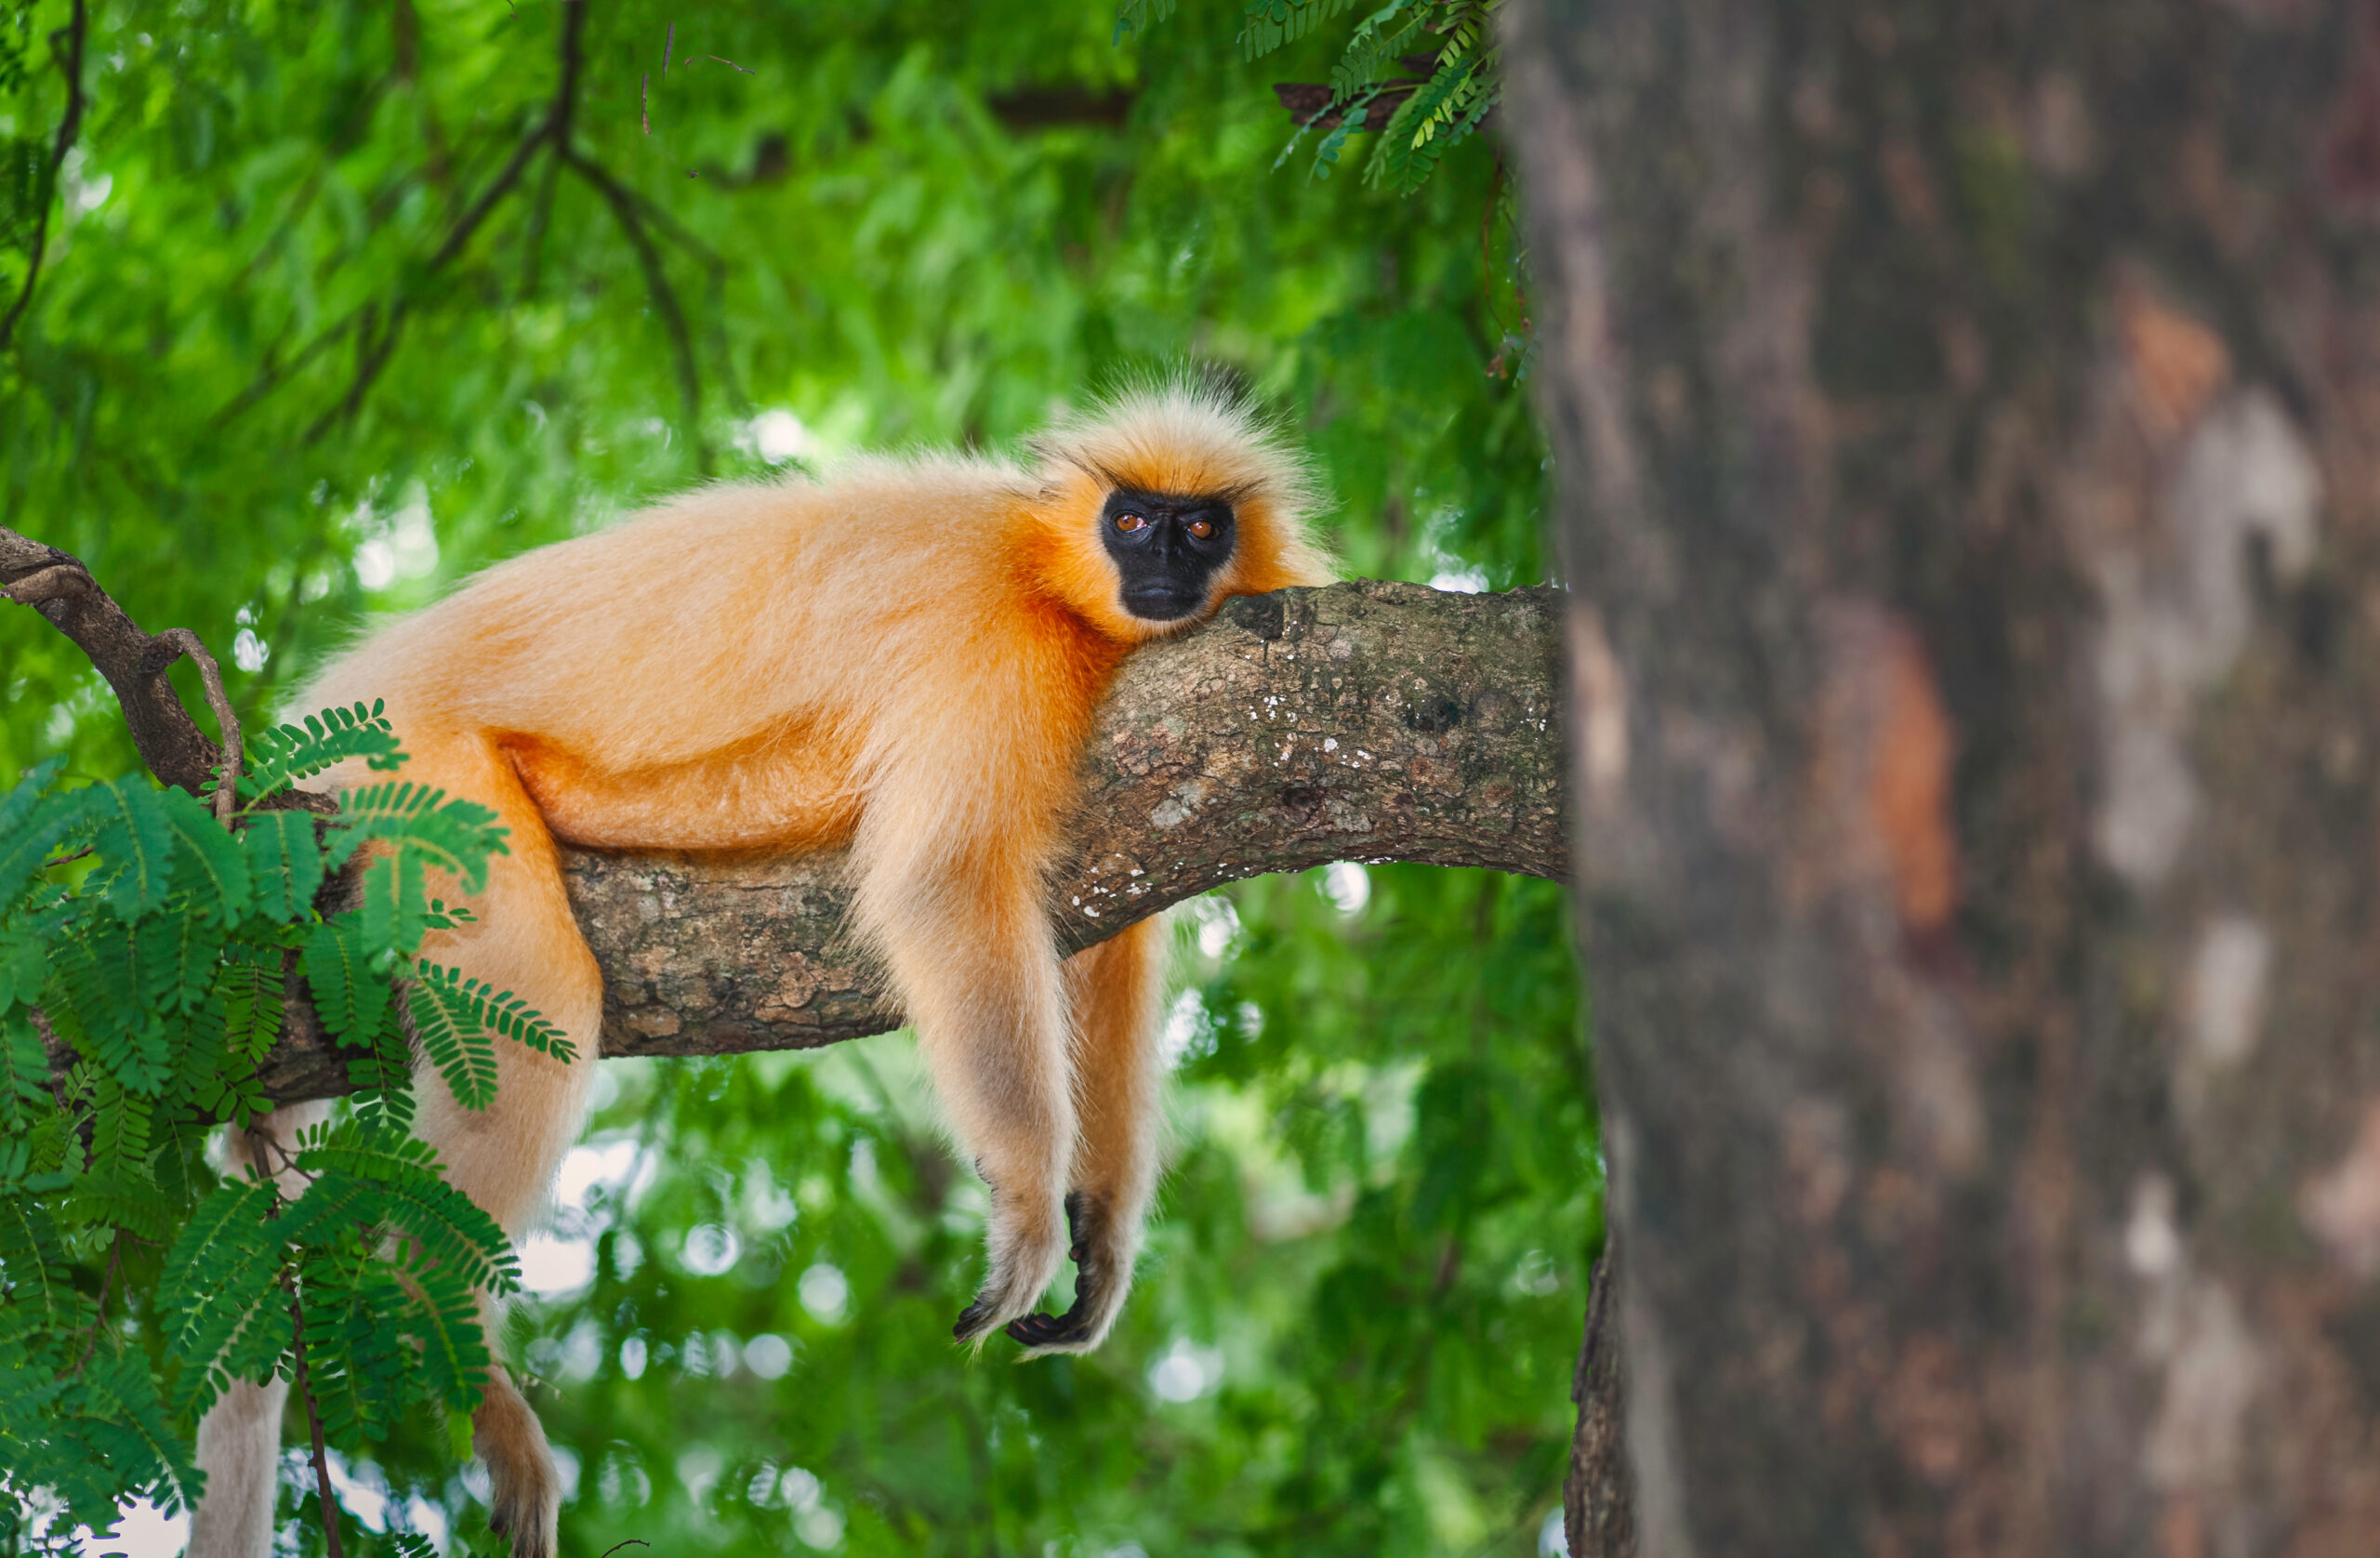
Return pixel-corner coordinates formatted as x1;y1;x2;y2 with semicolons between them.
1510;0;2380;1549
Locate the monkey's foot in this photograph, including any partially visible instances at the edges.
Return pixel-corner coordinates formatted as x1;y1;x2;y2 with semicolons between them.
1004;1192;1129;1354
476;1367;562;1558
952;1193;1069;1345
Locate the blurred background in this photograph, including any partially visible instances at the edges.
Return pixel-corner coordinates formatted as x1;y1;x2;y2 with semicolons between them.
0;2;1595;1551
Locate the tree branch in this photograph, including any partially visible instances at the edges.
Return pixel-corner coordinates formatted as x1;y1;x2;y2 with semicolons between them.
0;526;228;798
254;581;1566;1100
562;146;708;474
275;0;586;441
0;0;86;351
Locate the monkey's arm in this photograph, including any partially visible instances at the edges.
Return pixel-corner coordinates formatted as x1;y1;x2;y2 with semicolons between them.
245;580;1564;1099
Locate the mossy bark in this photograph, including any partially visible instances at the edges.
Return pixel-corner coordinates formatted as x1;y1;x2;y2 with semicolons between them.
1511;0;2380;1549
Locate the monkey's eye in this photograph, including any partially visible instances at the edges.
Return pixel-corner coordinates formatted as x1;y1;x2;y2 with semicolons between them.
1186;518;1215;540
1114;513;1147;534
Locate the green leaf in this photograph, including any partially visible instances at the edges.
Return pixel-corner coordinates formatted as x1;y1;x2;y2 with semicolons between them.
0;1193;69;1326
137;909;227;1016
158;1178;287;1416
241;810;324;923
84;1080;155;1189
153;785;250;925
404;969;500;1111
0;928;42;1014
50;921;171;1094
302;917;388;1048
359;847;431;958
325;780;509;890
0;762;83;908
0;1010;51;1129
86;779;176;922
238;700;405;799
79;1352;203;1511
215;952;286;1066
411;957;577;1063
296;1128;520;1294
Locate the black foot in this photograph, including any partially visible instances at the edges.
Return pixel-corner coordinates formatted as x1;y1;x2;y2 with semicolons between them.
1004;1192;1104;1350
953;1299;999;1342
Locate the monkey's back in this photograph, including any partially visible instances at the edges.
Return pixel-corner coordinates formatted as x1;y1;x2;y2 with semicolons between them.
304;456;1051;770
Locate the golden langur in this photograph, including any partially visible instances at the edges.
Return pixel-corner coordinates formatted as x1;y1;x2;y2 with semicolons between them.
186;388;1331;1558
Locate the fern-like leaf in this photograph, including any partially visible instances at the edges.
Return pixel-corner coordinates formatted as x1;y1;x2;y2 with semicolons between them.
410;959;577;1063
359;848;432;959
241;810;324;922
302;916;389;1049
77;1351;203;1512
405;973;499;1112
324;781;508;890
153;786;250;925
1113;0;1175;44
296;1128;520;1294
238;700;404;799
51;921;171;1094
216;952;287;1066
0;1010;50;1131
86;778;176;922
158;1178;288;1416
0;762;83;909
0;1193;69;1325
138;908;227;1016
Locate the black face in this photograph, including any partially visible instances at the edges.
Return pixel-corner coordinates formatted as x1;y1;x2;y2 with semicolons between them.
1100;487;1236;622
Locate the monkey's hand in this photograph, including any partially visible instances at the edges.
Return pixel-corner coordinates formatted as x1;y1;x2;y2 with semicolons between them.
1002;1192;1130;1354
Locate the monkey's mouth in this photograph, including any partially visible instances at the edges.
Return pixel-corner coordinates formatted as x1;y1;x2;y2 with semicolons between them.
1122;586;1205;621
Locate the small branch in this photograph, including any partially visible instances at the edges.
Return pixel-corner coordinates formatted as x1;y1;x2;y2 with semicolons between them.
159;628;243;824
301;0;588;441
288;1293;346;1558
0;0;88;350
563;148;708;473
302;301;411;446
0;528;225;797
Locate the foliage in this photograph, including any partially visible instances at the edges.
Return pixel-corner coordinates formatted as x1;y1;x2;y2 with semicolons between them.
1237;0;1505;195
0;1;1575;1553
0;713;567;1551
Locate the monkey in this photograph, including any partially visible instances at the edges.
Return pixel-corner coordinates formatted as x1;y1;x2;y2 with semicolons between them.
185;386;1332;1558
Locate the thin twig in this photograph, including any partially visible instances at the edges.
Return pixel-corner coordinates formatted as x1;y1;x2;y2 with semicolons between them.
709;54;753;73
159;628;243;824
520;139;564;300
39;846;94;870
564;148;708;473
289;1293;347;1558
0;0;87;350
642;72;651;135
662;22;673;73
304;0;588;442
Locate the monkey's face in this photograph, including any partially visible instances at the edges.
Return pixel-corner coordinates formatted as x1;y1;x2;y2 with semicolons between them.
1099;488;1237;623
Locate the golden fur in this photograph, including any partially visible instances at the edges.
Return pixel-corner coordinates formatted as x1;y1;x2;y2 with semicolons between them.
186;387;1329;1558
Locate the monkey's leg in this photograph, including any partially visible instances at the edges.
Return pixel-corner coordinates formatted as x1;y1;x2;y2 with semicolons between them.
189;1102;330;1558
860;850;1078;1344
1007;916;1167;1354
400;737;602;1558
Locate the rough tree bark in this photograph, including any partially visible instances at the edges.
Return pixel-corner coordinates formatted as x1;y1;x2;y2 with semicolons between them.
1511;0;2380;1551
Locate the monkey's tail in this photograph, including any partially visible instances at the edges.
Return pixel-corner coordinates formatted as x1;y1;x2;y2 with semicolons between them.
186;1101;330;1558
